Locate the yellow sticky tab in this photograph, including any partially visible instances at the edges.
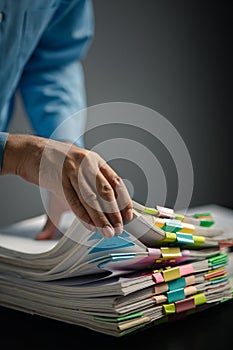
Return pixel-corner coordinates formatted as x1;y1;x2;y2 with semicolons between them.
161;247;182;259
175;213;184;221
193;293;207;306
193;235;205;246
206;267;225;276
163;267;181;282
179;223;195;233
143;207;159;216
211;274;227;281
163;303;176;314
164;232;177;243
154;218;165;228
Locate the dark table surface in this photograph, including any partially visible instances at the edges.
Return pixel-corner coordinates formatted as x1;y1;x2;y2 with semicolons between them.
1;297;233;350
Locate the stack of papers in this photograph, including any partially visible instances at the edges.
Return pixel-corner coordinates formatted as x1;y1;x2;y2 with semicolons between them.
0;202;233;337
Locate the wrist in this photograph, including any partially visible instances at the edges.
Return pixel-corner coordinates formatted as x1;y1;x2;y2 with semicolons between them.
1;134;47;181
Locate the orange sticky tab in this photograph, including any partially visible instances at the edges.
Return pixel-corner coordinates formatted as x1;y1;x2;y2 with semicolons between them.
154;283;169;294
153;295;168;304
185;275;196;286
184;285;197;296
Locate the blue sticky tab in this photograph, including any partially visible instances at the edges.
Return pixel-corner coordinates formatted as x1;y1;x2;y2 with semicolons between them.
88;231;135;254
97;253;135;268
168;277;186;291
176;232;194;245
164;219;183;232
167;288;185;303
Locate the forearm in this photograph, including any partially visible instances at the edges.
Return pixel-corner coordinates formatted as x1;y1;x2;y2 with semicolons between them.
0;133;47;183
0;133;133;238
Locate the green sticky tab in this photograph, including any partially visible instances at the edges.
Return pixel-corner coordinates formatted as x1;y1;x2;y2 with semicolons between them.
193;213;211;218
164;219;183;232
167;288;185;303
193;293;207;306
209;253;228;266
200;220;215;227
176;232;194;245
163;303;176;314
168;277;186;291
143;207;159;216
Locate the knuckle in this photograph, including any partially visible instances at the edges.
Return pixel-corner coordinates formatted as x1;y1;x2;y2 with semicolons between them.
98;184;114;200
82;190;97;205
64;159;77;175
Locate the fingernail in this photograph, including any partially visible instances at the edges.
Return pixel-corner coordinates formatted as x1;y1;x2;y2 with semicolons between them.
102;226;115;238
126;208;133;221
114;223;123;235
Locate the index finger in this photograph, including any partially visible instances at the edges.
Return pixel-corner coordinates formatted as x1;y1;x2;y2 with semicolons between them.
100;162;133;222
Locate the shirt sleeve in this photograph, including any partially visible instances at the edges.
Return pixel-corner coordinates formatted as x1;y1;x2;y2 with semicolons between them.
18;0;94;148
0;132;9;172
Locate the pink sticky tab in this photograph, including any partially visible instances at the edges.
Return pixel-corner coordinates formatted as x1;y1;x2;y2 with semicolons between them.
152;272;164;283
179;264;194;276
147;248;162;258
175;298;195;313
157;205;174;218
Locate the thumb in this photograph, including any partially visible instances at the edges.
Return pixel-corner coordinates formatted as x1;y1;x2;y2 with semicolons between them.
36;216;58;240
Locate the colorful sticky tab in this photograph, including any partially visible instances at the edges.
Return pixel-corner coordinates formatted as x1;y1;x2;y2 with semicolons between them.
163;267;181;282
193;293;207;306
152;272;164;284
157;206;174;218
164;232;177;243
176;232;194;245
163;219;183;232
154;283;169;295
143;207;159;216
193;213;211;219
179;223;195;233
193;213;214;227
175;298;196;313
167;288;185;303
209;253;228;267
168;277;186;290
192;235;205;246
205;267;226;280
179;264;194;276
161;247;182;259
174;213;185;221
163;303;176;314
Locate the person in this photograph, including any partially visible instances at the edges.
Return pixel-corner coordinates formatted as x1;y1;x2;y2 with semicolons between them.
0;0;133;239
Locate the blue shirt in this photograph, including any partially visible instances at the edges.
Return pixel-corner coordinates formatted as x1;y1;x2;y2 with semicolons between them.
0;0;94;171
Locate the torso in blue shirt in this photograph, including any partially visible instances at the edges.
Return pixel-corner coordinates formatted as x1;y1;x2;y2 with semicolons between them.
0;0;94;144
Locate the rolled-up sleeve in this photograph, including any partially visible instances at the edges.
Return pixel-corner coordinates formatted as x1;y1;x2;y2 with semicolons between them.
19;0;94;147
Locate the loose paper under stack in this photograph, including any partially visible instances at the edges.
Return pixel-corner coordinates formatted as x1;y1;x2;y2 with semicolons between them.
0;202;233;336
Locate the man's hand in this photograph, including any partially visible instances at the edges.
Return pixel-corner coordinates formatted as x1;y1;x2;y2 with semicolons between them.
36;191;70;240
1;134;133;238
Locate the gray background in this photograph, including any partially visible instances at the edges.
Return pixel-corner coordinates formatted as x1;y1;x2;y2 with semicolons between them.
0;0;232;227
